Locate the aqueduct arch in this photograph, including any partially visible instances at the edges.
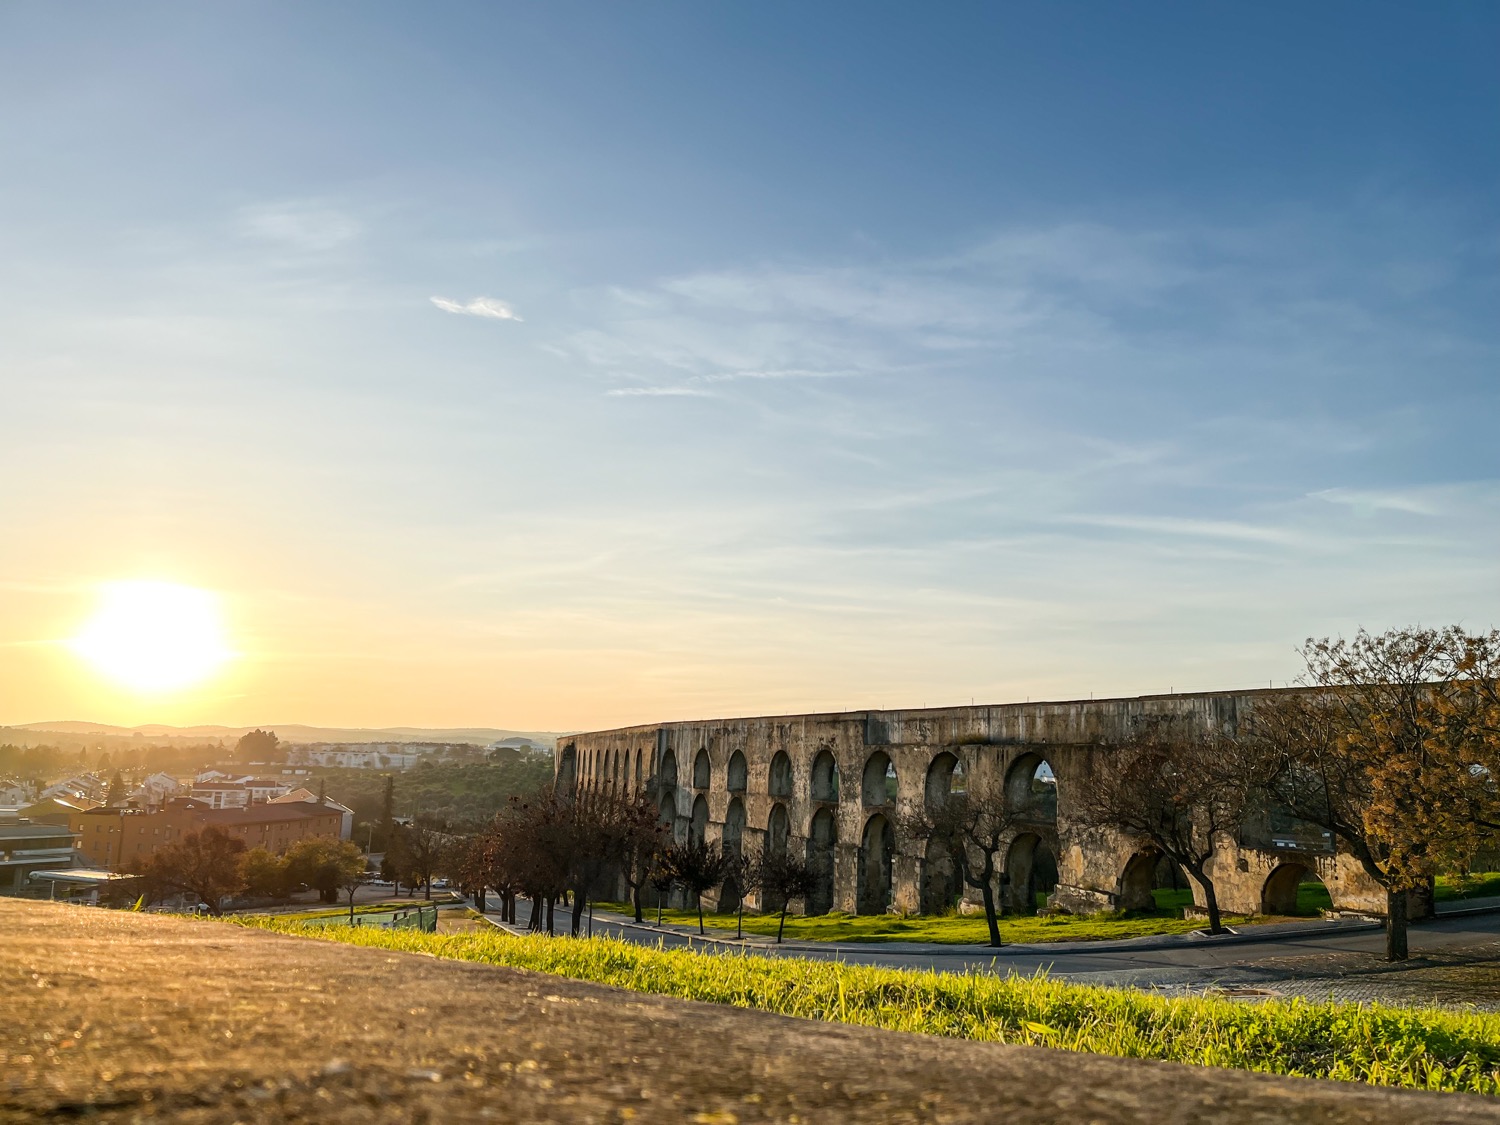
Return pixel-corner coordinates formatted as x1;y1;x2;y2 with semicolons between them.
811;750;839;802
1262;861;1330;916
858;812;894;914
862;751;897;806
808;807;837;915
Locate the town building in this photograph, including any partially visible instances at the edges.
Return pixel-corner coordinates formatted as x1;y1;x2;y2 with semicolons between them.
126;772;184;811
286;745;422;770
69;798;345;869
268;789;355;840
0;812;80;894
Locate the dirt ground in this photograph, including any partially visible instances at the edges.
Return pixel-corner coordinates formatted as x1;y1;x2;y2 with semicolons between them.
4;901;1500;1124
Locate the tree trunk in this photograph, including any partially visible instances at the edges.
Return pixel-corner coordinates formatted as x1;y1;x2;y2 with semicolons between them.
777;907;787;943
1200;879;1224;935
1386;887;1409;962
738;902;745;939
979;880;1002;947
696;894;705;935
546;896;555;935
423;879;431;901
633;883;644;923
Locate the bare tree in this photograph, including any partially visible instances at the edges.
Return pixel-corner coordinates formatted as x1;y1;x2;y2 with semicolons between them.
1074;718;1250;935
658;840;729;935
744;847;817;943
392;816;448;900
898;787;1017;947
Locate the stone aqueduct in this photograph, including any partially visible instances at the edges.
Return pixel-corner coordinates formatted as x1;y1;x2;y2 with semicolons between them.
557;689;1392;919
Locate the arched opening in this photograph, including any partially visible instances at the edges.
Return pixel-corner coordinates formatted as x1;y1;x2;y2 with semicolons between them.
727;751;747;793
769;751;793;798
718;872;742;915
862;752;897;806
857;813;895;914
724;797;746;855
767;803;790;857
1262;863;1331;917
634;751;643;790
558;745;577;793
764;803;792;912
920;835;962;914
659;792;679;840
811;750;839;802
1005;753;1057;819
609;749;619;787
1005;833;1059;914
1118;851;1161;912
808;807;836;915
924;752;965;806
690;795;709;845
693;749;711;790
658;748;678;790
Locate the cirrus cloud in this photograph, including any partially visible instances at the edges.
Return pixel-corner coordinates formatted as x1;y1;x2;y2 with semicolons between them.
430;295;523;322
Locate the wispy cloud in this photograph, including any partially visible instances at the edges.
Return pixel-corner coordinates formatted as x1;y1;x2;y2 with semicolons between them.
605;386;711;397
430;296;524;321
236;202;362;251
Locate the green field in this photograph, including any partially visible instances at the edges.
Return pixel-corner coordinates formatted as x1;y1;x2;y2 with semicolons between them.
1436;873;1500;901
233;918;1500;1095
596;900;1240;944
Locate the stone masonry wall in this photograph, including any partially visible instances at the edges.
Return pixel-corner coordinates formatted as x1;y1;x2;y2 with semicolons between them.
557;688;1391;919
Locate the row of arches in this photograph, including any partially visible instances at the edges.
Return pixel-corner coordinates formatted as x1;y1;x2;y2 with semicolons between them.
672;746;1054;816
570;742;1336;920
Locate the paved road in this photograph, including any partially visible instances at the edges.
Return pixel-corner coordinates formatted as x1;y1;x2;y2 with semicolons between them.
493;898;1500;994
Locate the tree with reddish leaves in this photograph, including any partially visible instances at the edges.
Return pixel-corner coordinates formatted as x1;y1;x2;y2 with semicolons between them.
1246;626;1500;961
134;826;247;916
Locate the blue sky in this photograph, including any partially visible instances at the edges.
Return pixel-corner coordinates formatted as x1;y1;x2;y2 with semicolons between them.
2;3;1497;729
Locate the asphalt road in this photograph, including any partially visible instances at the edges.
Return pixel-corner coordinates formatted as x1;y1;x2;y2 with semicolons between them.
495;899;1500;988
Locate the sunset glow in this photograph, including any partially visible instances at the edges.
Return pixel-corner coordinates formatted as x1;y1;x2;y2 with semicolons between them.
70;582;233;695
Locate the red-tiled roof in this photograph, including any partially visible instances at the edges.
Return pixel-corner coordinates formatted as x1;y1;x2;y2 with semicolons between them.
201;804;342;827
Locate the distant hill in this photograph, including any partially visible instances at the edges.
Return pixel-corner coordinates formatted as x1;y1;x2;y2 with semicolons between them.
5;721;559;751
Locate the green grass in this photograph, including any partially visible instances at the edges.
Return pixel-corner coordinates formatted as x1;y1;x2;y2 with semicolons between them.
596;902;1231;944
265;900;415;923
1436;873;1500;902
232;917;1500;1095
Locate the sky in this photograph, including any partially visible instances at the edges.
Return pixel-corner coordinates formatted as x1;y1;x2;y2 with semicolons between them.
2;2;1497;732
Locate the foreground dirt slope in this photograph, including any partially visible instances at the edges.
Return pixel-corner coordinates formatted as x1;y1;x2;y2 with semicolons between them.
2;901;1497;1124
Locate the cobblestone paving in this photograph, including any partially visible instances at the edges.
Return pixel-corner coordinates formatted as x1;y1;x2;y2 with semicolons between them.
1125;943;1500;1011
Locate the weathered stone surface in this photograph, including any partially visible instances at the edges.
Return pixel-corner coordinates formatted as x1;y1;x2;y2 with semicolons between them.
3;901;1498;1123
559;690;1393;919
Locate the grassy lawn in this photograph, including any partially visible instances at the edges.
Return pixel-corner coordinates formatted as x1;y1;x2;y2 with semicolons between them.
259;900;418;923
594;894;1257;944
233;917;1500;1096
1436;873;1500;901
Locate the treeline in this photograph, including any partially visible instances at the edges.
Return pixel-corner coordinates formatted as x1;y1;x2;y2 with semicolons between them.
317;749;555;831
437;788;817;942
129;830;366;918
0;741;224;781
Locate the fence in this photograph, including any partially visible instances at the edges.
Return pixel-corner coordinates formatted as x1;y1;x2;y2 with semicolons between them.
303;904;439;933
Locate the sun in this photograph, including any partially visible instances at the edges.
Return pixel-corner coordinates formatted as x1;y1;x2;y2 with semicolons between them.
71;581;234;694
